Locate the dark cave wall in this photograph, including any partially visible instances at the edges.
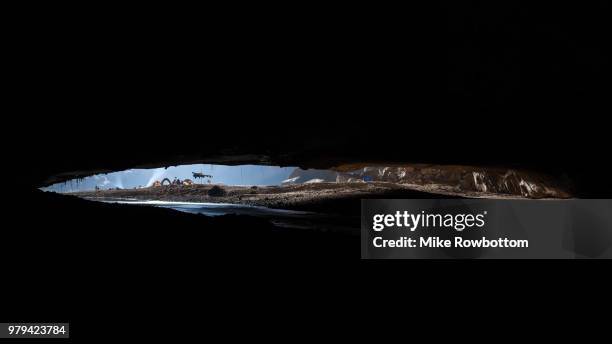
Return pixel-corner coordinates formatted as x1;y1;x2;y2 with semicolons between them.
4;5;611;333
17;119;611;197
9;3;611;197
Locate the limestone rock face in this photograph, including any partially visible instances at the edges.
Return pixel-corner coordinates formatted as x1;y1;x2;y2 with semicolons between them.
282;168;338;185
334;165;571;198
282;165;570;198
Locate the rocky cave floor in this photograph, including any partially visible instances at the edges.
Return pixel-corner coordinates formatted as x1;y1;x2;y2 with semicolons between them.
67;182;561;215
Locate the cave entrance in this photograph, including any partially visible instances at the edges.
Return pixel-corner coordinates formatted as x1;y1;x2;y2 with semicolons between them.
41;164;298;193
42;163;573;212
39;163;573;230
40;164;349;227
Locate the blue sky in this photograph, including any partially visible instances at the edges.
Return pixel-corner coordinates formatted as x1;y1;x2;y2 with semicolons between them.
43;164;296;192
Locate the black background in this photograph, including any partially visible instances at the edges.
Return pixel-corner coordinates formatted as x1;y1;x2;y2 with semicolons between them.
3;2;611;340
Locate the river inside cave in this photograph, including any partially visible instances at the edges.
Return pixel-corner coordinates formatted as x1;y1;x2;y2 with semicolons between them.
104;199;311;217
97;199;359;232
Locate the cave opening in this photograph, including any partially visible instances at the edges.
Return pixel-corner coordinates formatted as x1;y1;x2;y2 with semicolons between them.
41;164;298;193
35;161;576;232
41;163;573;220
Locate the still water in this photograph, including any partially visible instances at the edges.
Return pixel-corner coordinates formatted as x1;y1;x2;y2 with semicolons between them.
99;199;358;232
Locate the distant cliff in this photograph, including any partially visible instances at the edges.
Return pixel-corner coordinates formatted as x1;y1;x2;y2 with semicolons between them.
282;168;338;184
